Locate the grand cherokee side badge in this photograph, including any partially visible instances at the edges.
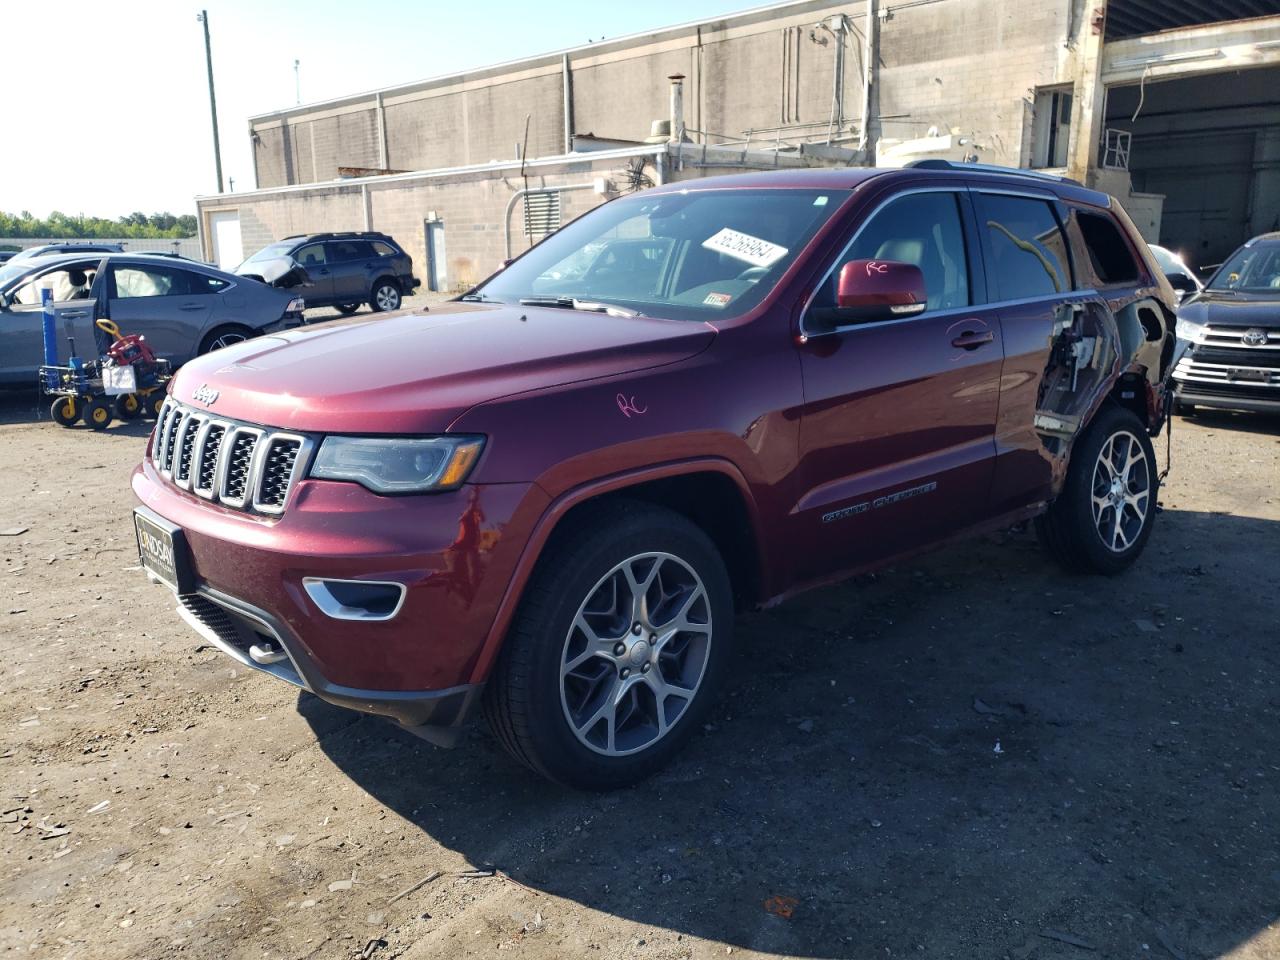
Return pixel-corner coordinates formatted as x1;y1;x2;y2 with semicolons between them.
192;384;219;406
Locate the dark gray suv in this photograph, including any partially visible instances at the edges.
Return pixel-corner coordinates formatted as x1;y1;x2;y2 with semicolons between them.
236;232;419;314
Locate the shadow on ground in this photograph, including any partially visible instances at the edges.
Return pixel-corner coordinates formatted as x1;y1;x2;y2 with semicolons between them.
302;508;1280;958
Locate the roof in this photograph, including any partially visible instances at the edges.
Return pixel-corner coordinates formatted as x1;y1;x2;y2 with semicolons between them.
2;252;222;273
650;164;1113;207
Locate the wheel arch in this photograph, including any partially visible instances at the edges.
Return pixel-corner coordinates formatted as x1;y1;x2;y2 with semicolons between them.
469;459;766;685
371;274;401;294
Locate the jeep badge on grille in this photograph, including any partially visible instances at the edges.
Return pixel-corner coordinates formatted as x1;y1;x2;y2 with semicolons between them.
192;384;219;406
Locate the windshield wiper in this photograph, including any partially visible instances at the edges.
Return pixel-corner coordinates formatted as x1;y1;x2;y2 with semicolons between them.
518;296;639;318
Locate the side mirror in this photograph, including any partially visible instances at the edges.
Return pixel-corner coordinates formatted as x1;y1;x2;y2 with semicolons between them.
828;259;927;324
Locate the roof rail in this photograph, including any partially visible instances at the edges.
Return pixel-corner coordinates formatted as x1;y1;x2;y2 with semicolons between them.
281;231;390;241
905;159;1081;186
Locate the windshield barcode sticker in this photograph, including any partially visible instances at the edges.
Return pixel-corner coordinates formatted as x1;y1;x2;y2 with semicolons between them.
701;228;788;268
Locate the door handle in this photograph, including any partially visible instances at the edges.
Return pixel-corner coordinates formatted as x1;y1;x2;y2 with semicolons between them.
951;330;994;350
60;310;88;318
179;303;205;311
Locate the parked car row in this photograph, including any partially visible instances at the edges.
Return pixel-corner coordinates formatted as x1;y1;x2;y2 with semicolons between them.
0;253;306;387
0;230;422;391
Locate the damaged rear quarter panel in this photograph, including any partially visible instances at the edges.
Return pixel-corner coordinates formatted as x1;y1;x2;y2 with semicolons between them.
991;202;1177;512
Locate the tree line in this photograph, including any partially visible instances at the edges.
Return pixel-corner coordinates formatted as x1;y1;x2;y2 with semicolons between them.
0;210;197;240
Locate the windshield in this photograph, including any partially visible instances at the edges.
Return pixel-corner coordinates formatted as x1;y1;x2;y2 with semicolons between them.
239;241;296;269
474;188;849;321
1207;242;1280;293
1150;245;1184;274
0;261;34;288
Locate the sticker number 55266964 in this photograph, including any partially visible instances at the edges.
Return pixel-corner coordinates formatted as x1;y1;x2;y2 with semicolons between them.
701;227;788;268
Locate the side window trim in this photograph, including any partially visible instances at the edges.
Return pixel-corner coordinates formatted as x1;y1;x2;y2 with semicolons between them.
799;185;973;338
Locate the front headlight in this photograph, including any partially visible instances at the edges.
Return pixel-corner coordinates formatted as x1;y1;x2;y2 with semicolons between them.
310;435;485;494
1175;316;1206;343
285;297;306;313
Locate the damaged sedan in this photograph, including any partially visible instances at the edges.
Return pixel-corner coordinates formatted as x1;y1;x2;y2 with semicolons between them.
0;253;308;387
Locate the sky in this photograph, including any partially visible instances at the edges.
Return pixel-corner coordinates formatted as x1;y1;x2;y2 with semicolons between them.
0;0;754;220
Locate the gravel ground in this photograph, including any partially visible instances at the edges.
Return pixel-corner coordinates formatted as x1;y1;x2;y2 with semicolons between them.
1;384;1278;960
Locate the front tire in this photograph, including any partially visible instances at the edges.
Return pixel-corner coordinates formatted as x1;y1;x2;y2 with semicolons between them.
335;303;361;315
370;279;401;312
1036;405;1158;574
50;397;81;427
483;501;733;790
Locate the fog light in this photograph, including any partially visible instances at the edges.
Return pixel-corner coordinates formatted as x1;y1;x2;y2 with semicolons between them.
303;577;406;621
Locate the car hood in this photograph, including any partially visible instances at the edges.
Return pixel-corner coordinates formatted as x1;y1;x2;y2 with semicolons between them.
169;302;716;433
235;256;312;289
1180;292;1280;328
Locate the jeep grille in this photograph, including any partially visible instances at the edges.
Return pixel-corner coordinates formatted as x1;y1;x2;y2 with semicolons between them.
152;400;314;516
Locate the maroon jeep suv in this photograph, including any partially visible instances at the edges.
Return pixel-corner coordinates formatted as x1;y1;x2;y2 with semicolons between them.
132;163;1177;789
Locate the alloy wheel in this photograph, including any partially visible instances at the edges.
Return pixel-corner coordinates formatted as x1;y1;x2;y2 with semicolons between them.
1091;430;1151;552
375;285;400;310
559;552;713;757
209;332;247;351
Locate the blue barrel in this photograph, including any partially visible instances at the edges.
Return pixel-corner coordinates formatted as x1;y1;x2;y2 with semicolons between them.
41;288;58;390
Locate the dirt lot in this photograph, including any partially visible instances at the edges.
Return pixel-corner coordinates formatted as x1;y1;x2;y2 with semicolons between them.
1;386;1277;960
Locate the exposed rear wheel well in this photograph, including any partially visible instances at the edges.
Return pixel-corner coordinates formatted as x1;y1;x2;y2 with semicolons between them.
547;472;761;611
1108;371;1153;430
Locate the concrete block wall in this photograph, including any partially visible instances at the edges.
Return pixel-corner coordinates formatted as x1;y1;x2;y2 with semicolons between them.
249;0;1081;191
874;0;1074;166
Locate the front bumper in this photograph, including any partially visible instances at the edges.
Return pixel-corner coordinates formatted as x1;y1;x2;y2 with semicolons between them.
171;578;482;745
1173;347;1280;414
132;456;547;739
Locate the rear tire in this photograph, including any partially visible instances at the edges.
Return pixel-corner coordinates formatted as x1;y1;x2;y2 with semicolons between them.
1036;405;1158;575
1174;400;1196;417
198;324;254;354
83;396;113;431
483;501;733;790
369;279;401;312
335;303;360;315
50;397;80;427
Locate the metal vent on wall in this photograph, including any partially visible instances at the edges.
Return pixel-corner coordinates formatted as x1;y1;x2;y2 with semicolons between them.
523;191;561;241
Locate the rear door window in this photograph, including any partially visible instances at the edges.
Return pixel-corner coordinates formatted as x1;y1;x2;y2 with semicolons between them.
1074;210;1141;286
371;240;398;257
329;240;375;261
977;194;1071;301
111;264;192;298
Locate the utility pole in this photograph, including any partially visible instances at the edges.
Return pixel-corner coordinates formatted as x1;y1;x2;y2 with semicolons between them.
197;10;224;194
294;59;301;105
